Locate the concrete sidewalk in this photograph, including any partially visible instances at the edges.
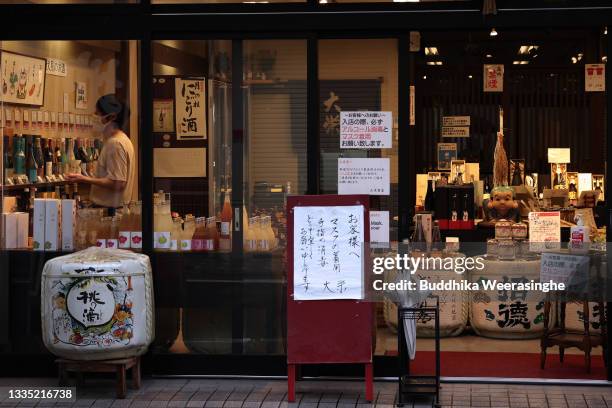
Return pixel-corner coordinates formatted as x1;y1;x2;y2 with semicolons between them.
1;378;612;408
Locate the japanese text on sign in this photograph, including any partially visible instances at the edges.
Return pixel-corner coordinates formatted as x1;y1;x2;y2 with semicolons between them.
585;64;605;92
484;64;504;92
338;158;390;195
541;253;589;286
529;212;561;251
340;111;392;149
175;78;207;140
293;205;365;300
66;279;115;328
46;58;67;77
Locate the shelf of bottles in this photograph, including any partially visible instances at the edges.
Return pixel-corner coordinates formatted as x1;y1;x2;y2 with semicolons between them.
151;188;286;254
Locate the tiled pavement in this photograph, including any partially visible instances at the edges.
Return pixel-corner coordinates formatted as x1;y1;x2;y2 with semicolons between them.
2;378;612;408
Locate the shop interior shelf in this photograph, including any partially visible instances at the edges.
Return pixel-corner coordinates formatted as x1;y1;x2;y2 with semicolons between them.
1;180;78;192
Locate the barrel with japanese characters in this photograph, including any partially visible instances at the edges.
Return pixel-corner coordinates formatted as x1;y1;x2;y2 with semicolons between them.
469;258;553;339
41;247;155;360
383;255;469;337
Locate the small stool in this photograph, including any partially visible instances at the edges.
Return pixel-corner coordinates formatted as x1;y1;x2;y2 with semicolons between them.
56;356;141;399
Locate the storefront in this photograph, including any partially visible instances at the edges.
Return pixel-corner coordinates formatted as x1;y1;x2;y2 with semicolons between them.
1;0;611;383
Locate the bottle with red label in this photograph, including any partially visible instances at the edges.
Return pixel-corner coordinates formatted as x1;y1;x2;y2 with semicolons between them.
219;190;232;251
191;217;206;251
118;203;132;249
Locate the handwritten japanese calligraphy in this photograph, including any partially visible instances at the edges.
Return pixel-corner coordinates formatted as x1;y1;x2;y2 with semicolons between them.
294;205;365;300
175;78;206;140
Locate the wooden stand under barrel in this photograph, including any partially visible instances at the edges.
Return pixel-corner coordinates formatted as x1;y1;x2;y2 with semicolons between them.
57;356;141;399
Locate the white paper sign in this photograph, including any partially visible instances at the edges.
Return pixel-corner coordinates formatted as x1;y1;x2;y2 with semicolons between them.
338;158;390;196
578;173;592;196
442;116;470;127
484;64;504;92
175;78;206;140
370;211;390;244
66;279;115;328
541;253;589;286
340;111;392;149
585;64;605;92
441;126;470;138
529;211;561;251
293;205;364;300
46;58;67;77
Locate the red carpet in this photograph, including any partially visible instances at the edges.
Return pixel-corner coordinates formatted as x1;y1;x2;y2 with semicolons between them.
385;351;606;380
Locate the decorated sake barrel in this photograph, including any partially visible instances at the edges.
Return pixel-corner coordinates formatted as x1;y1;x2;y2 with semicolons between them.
564;301;603;334
470;258;552;339
41;247;154;360
383;257;469;337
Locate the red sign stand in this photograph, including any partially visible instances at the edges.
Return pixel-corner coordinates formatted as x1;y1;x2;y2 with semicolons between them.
286;194;374;402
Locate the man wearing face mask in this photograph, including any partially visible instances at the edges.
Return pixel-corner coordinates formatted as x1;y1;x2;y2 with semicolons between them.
65;94;135;213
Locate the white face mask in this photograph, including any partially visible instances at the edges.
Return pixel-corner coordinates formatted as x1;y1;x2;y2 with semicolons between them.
93;114;114;134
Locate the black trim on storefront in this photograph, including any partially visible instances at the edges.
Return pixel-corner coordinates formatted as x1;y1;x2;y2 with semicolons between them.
1;0;612;381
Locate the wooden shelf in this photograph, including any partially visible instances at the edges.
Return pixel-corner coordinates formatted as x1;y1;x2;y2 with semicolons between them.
2;180;78;192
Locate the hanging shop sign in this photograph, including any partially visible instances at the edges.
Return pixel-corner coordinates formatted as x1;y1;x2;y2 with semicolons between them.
585;63;605;92
370;210;390;245
340;111;392;149
46;58;67;77
441;126;469;138
483;64;504;92
442;116;470;127
338;157;390;195
175;78;206;140
528;211;561;252
1;51;46;106
293;204;365;300
409;86;416;126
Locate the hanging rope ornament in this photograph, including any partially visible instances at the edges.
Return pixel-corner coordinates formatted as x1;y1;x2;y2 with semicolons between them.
483;0;497;15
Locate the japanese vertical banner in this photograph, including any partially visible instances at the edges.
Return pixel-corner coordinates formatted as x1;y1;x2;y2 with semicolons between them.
293;205;365;301
483;64;504;92
175;78;207;140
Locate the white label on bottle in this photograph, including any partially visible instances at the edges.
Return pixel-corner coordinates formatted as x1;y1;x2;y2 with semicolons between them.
119;231;131;249
131;231;143;249
258;240;269;251
180;239;192;251
45;162;53;177
170;240;178;251
248;240;257;251
106;239;118;249
96;239;107;248
221;222;230;236
204;239;215;251
463;211;469;222
451;211;458;222
154;232;171;249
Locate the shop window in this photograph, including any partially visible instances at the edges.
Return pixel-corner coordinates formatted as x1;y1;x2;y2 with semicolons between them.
1;40;140;252
319;39;399;243
243;39;307;254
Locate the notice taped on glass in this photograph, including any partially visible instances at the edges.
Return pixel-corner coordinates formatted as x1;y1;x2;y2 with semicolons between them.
529;211;561;251
338;158;390;195
340;111;392;149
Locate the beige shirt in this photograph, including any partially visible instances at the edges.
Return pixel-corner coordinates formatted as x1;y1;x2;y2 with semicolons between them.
90;131;136;208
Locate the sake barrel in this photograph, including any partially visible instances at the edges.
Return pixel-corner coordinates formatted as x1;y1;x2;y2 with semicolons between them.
383;255;469;337
41;247;154;360
564;301;603;334
470;258;552;339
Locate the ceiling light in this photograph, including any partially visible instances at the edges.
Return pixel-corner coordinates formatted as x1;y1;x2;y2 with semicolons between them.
571;57;578;64
468;75;473;79
577;53;583;61
423;75;427;79
513;61;529;65
603;56;608;62
518;45;539;55
426;61;443;66
486;54;493;59
425;47;439;56
490;28;498;37
393;0;420;2
605;26;608;35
